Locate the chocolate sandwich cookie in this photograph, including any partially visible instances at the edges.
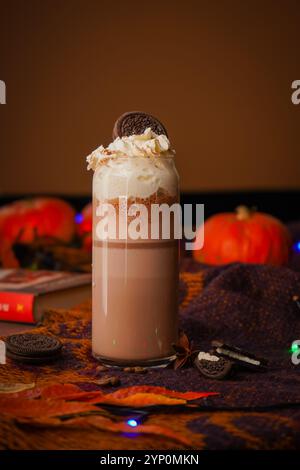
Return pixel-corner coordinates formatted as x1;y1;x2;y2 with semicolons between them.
211;340;268;370
194;351;233;380
112;111;168;139
6;333;62;364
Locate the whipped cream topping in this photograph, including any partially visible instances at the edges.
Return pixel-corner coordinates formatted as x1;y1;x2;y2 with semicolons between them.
88;128;178;200
87;128;175;170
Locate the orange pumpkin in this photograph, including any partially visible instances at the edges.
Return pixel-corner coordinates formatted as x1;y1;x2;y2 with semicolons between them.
0;198;76;245
194;206;291;266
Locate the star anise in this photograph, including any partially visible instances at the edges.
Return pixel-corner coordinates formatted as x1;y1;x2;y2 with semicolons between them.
171;331;200;369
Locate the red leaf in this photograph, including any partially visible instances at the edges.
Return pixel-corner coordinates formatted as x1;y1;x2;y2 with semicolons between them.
102;392;186;407
40;383;105;403
40;383;81;399
0;384;41;399
38;383;217;403
0;383;218;419
37;383;218;407
0;396;98;418
106;386;217;401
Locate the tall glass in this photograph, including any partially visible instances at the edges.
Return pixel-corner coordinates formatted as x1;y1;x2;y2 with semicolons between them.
92;155;179;367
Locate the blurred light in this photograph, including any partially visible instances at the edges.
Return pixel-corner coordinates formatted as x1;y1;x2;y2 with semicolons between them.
82;221;92;232
291;343;299;353
75;213;84;224
127;419;138;427
294;241;300;252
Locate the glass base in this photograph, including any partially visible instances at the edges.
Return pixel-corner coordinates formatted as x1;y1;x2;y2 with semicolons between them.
92;352;176;369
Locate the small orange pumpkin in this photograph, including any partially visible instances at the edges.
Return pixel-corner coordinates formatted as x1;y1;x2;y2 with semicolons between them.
0;198;76;245
194;206;291;266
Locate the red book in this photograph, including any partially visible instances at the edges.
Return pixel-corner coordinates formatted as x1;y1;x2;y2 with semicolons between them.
0;269;91;324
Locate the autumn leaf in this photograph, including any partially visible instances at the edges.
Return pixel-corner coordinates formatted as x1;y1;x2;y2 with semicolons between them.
106;386;217;402
101;392;186;407
0;382;217;423
40;383;86;399
39;383;105;403
37;383;217;407
0;396;98;418
36;383;217;407
0;383;35;395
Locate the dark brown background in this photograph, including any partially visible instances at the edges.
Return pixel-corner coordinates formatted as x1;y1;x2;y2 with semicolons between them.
0;0;299;195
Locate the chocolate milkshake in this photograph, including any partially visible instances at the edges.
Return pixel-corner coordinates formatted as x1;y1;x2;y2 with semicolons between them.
87;116;179;366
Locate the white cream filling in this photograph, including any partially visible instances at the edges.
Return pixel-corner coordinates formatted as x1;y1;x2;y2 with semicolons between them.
215;347;261;366
198;352;220;362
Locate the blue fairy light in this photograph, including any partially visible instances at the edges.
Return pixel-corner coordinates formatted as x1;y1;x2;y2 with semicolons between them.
295;241;300;252
127;419;138;427
75;213;84;224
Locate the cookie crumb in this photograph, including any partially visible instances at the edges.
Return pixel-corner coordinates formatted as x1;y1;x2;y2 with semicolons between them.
97;376;120;386
123;366;147;374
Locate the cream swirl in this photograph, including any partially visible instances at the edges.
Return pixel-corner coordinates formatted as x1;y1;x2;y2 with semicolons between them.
87;128;175;171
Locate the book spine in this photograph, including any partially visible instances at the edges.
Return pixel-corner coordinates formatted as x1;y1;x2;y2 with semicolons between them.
0;292;35;323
